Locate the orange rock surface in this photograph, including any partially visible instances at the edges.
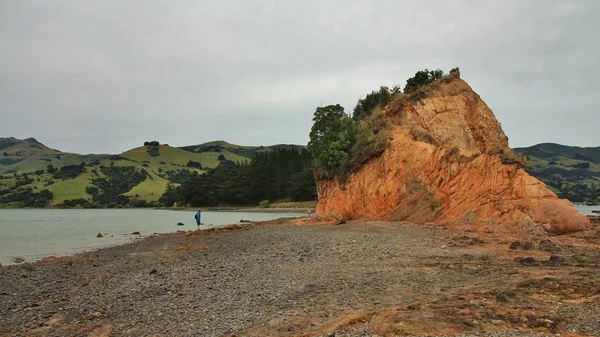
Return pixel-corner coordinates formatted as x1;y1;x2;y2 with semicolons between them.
316;76;590;234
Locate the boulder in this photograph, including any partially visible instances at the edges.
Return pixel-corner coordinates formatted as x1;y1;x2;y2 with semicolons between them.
316;76;590;234
96;233;103;238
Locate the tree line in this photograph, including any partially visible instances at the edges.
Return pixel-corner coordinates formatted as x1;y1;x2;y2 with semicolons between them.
160;148;316;207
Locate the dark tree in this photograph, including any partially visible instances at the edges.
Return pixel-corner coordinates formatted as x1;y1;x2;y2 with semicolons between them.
46;165;57;174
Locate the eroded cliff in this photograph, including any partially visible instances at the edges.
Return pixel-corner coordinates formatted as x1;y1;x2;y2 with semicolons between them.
316;75;590;234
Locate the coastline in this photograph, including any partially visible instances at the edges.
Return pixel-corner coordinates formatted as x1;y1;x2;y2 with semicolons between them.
1;218;599;336
163;206;310;213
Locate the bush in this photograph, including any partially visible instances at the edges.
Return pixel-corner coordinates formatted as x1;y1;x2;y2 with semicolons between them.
404;69;444;93
186;160;203;169
410;128;439;146
259;200;270;208
52;163;85;180
488;148;527;168
342;108;389;177
147;146;159;157
352;86;393;121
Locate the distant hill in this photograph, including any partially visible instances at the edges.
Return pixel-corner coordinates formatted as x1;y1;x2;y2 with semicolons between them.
180;140;305;159
0;138;305;208
2;137;596;207
514;143;600;202
0;137;108;175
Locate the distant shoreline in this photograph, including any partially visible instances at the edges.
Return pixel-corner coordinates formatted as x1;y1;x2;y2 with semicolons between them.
162;206;311;213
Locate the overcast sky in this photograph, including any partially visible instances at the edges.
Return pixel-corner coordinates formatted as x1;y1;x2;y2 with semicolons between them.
0;1;598;154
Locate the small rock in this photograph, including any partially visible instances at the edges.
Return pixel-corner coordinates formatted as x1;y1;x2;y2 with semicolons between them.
12;257;25;264
148;267;157;275
96;233;103;238
177;222;184;226
496;293;511;303
546;255;569;266
573;254;588;263
509;241;533;250
91;312;102;318
131;231;140;235
538;239;560;252
516;257;539;266
440;245;447;249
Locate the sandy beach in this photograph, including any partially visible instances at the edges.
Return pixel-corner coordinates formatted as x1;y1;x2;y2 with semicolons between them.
1;218;599;337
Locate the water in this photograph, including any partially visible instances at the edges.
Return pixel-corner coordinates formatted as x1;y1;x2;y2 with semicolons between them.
574;204;600;216
0;209;304;265
1;205;596;265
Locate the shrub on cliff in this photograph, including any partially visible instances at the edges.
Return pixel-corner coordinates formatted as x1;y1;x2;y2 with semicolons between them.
352;86;394;121
308;104;354;177
403;69;444;93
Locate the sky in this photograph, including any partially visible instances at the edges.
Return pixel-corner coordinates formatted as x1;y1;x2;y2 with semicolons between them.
0;0;598;154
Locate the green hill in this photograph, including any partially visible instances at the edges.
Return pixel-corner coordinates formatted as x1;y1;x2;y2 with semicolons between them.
0;138;296;208
514;143;600;203
181;140;305;159
0;137;107;175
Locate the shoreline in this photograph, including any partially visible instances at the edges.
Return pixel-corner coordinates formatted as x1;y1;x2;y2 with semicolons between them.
0;210;308;266
163;206;311;213
1;218;599;336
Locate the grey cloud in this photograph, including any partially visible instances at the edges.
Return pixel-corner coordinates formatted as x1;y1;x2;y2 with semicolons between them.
0;0;598;154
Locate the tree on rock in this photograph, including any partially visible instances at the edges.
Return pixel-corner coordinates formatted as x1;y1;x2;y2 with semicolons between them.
308;104;354;176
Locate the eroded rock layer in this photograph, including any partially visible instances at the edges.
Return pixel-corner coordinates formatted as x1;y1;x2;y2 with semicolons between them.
316;76;590;233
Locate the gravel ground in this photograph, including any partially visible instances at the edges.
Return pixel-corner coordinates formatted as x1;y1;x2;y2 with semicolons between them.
0;219;599;336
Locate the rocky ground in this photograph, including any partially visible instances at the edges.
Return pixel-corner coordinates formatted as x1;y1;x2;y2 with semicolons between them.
1;218;599;337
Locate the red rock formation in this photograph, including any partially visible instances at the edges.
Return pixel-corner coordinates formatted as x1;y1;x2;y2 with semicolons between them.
316;76;590;234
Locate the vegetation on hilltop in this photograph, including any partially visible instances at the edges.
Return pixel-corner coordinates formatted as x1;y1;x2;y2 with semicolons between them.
309;68;461;181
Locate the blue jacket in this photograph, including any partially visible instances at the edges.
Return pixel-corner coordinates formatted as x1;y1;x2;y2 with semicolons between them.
194;211;201;221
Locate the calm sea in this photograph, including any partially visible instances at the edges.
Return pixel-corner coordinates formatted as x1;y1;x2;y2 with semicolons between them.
0;209;304;265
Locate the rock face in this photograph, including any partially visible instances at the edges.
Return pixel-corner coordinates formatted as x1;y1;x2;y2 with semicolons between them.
316;76;590;234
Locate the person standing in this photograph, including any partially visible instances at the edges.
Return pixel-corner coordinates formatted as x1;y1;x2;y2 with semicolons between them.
194;209;202;230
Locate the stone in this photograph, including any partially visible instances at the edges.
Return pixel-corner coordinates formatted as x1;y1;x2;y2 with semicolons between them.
148;267;157;275
516;257;539;266
314;77;590;234
131;231;140;235
509;241;533;250
177;222;184;226
96;233;103;238
538;239;561;253
546;255;570;266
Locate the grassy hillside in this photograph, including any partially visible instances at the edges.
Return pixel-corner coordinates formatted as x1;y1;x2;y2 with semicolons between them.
122;144;248;169
0;137;107;175
181;140;305;159
514;143;600;203
0;140;257;207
